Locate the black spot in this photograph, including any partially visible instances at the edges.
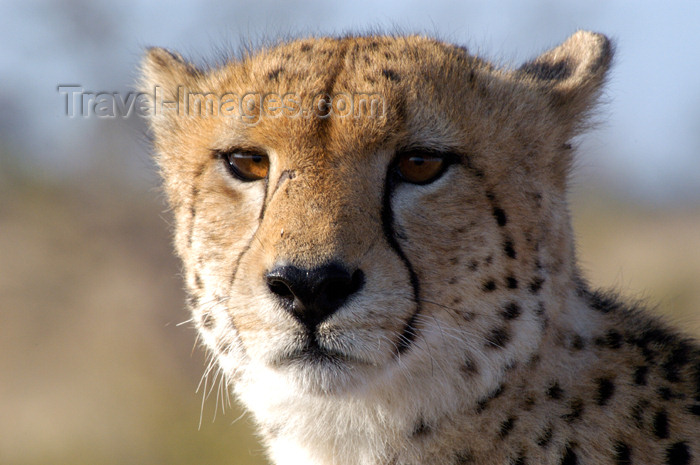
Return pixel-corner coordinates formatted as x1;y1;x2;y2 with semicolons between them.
504;239;517;259
506;276;518;289
381;68;400;82
535;302;546;316
300;43;312;52
502;302;521;320
532;192;543;208
687;404;700;416
694;362;700;401
411;419;431;437
638;346;657;364
194;273;203;289
467;69;476;88
493;207;507;226
476;384;505;413
267;67;284;81
547;382;564;400
636;326;676;348
653;410;670;439
504;359;518;372
483;280;497;292
630;400;650;428
560;444;578;465
499;417;516;438
529;277;544;294
634;366;649;385
454;450;473;464
658;387;684;401
571;335;586;351
595;330;623;349
485;255;493;265
462;357;478;376
662;342;691;383
449;257;459;265
596;378;615;406
469;260;479;271
201;311;215;329
613;441;632;465
665;442;691;465
527;353;541;368
186;294;199;309
537;427;553;447
485;327;511;349
522;395;536;411
587;290;621;314
562;399;584;423
512;454;526;465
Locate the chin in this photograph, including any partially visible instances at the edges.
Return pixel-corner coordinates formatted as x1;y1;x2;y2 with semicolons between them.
268;343;383;396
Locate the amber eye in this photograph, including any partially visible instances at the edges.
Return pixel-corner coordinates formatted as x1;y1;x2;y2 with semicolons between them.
396;151;449;184
222;150;269;181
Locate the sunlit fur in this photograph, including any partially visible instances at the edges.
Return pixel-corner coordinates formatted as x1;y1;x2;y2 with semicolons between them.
141;32;699;465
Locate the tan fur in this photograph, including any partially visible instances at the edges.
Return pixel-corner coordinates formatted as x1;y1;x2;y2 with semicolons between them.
140;32;700;465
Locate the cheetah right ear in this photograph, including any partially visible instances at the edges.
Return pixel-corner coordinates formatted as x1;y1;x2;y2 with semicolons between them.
518;31;613;132
138;47;201;132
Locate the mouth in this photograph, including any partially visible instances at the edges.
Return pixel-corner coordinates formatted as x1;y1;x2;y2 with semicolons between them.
271;332;362;368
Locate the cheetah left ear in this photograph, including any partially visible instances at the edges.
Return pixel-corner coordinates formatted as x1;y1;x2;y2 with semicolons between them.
518;31;613;129
138;47;201;136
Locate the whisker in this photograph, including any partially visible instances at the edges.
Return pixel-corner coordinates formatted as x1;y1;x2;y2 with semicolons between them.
198;368;208;430
176;317;195;327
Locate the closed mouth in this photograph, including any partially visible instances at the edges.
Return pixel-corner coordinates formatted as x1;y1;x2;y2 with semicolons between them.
272;332;360;368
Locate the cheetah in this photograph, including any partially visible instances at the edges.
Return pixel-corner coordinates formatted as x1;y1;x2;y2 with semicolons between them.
139;31;700;464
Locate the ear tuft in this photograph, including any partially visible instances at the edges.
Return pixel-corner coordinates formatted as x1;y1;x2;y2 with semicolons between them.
519;31;613;122
140;47;199;90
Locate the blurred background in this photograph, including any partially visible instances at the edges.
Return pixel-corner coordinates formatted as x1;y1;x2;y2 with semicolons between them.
1;1;699;464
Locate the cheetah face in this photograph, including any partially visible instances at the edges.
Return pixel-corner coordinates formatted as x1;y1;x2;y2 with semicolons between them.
141;34;611;396
219;145;471;393
190;142;479;395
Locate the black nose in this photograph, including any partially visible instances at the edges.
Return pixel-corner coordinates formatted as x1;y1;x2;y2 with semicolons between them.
265;262;364;330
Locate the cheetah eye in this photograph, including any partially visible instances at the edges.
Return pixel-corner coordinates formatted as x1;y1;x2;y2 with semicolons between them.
221;150;269;182
395;150;452;184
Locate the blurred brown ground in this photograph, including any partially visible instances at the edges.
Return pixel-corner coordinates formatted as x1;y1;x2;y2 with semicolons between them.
1;167;698;465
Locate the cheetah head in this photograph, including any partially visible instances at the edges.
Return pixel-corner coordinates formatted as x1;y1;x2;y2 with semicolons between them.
140;32;612;407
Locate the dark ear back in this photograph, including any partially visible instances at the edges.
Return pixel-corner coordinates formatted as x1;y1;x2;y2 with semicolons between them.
138;48;201;135
140;47;200;96
519;31;613;128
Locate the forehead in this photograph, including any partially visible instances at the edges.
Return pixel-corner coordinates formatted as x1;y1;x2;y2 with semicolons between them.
202;36;492;160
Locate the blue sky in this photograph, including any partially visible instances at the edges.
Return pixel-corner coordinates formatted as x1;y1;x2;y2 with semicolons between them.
1;0;699;201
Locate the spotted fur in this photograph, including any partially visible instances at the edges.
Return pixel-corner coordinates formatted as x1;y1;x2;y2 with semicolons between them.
140;31;700;465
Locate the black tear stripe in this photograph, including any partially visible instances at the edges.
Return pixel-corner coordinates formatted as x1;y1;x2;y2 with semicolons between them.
382;170;421;355
228;181;268;291
258;176;270;220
